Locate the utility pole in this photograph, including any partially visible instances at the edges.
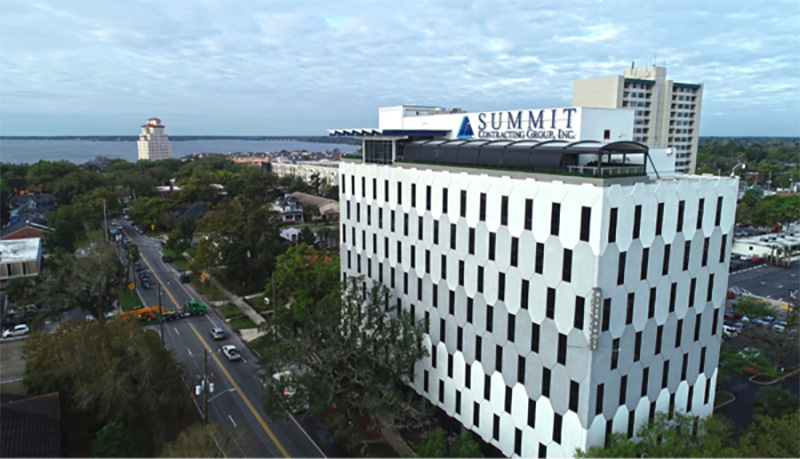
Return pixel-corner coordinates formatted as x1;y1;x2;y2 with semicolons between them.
158;284;164;347
103;198;108;242
203;349;209;424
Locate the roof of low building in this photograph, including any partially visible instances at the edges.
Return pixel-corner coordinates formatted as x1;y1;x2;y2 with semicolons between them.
0;239;42;263
0;217;50;239
0;392;61;458
289;192;336;207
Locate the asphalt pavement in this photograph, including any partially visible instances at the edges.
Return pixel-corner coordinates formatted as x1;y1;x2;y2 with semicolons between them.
727;262;799;303
117;219;327;458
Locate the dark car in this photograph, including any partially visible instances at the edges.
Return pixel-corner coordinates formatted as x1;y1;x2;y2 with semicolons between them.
179;273;190;283
139;271;150;281
161;254;173;263
141;279;151;289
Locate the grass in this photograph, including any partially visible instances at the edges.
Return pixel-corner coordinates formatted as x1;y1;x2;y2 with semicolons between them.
244;294;270;313
714;391;735;408
249;335;270;360
229;317;258;330
161;248;191;271
217;303;241;319
364;442;400;457
117;287;140;312
195;278;227;302
186;246;198;258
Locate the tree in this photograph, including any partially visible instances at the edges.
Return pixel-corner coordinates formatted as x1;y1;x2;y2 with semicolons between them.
740;411;800;457
450;431;483;457
165;217;195;255
298;227;316;246
128;196;171;231
161;423;226;457
754;386;800;419
91;420;147;457
742;188;763;207
23;319;187;453
735;296;774;319
750;194;800;229
260;269;428;450
577;412;739;458
417;428;448;457
25;160;79;191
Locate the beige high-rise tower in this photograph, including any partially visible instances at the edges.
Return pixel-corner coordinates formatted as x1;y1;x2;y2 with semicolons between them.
573;65;702;174
137;117;173;161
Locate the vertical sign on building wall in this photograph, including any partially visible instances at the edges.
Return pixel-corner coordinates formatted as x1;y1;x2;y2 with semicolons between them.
589;288;603;351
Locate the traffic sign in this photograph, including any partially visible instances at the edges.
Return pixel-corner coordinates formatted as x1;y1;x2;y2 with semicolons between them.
200;273;207;282
150;224;155;231
128;283;135;290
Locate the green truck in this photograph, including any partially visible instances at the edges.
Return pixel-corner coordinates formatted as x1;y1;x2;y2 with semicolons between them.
180;300;207;317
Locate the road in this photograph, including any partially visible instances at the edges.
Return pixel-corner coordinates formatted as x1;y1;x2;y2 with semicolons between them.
727;262;798;303
116;218;326;458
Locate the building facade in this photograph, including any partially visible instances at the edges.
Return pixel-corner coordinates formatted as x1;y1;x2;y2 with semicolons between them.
271;159;340;187
573;66;703;174
137;117;173;161
0;239;43;286
335;105;736;457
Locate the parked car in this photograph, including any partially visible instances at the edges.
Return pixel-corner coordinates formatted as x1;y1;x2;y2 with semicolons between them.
749;256;765;264
179;272;190;283
773;320;787;332
211;327;225;340
138;271;150;280
3;324;30;338
753;316;775;327
272;369;309;412
722;324;739;338
134;262;143;271
161;254;172;263
221;345;242;361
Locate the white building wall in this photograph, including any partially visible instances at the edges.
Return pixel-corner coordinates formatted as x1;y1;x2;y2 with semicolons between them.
339;160;737;457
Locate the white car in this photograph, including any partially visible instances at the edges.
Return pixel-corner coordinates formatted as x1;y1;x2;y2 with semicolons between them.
3;324;30;338
221;344;242;361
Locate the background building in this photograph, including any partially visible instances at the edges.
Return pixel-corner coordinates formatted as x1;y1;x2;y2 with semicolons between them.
573;65;702;174
271;159;340;187
137;117;173;161
335;105;736;457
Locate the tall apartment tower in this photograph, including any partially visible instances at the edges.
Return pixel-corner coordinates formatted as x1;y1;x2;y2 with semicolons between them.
334;105;736;458
572;65;702;174
137;117;173;161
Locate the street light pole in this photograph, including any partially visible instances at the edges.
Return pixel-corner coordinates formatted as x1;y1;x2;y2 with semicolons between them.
158;284;164;347
203;349;209;424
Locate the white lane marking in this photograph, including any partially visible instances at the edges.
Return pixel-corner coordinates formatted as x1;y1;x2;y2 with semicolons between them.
241;356;248;364
188;348;192;356
286;410;327;458
228;414;237;427
174;327;180;334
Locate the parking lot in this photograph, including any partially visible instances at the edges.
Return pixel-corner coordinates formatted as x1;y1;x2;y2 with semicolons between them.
728;262;798;303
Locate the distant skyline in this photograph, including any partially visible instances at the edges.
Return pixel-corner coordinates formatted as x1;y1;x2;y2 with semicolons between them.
1;0;798;137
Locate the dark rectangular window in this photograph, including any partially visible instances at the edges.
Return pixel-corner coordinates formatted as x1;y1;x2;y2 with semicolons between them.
468;228;475;254
488;232;496;260
641;248;649;280
373;178;377;199
675;319;683;347
450;224;456;250
439;380;444;403
465;363;471;389
384;180;389;201
569;381;579;412
411;248;416;268
557;334;567;365
602;299;611;331
418;216;423;240
531;323;540;353
677;200;685;232
611;338;620;369
423;370;429;392
553;413;562;444
662;360;670;388
448;289;454;314
687;385;694;412
617;251;626;285
694;314;702;341
397;241;402;263
596;383;604;415
689;278;697;307
626;293;635;324
634;331;642;362
683;240;691;270
514;429;522;456
550;203;561;236
440;318;446;344
477;266;484;293
341;174;346;194
479;193;487;221
431;345;437;368
574;296;585;330
504;386;512;413
397;182;402;205
475;335;482;361
580;206;591;242
448;353;454;378
715;197;723;226
697;198;705;229
707;274;715;301
467;298;473;323
391;210;396;232
702;237;709;267
656;202;665;236
441;255;447;279
609;208;618;243
404;213;409;236
700;346;707;373
507;312;515;342
456;390;461;415
633;205;642;239
496;346;503;372
473;402;480;427
720;234;727;263
562;249;573;282
619;375;628;405
627;410;635;439
484;374;491;400
347;201;351;219
704;379;711;404
511;237;519;267
378;208;383;229
669;282;677;312
681;353;689;379
518;356;525;384
425;250;431;274
641;367;649;397
460;190;467;217
442;189;448;213
459;260;465;285
426;185;431;211
539;444;547;459
362;177;365;197
457;326;463;351
663;244;671;275
528;399;536;427
521;280;530;310
525;199;533;230
535;243;544;274
712;308;719;336
351;176;355;195
501;196;508;225
492;414;499;440
546;288;556;319
648;287;656;319
656;325;663;354
486;303;493;332
542;368;551;397
433;220;439;244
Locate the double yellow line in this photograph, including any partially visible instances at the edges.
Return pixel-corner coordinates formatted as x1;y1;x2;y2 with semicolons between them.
129;230;290;457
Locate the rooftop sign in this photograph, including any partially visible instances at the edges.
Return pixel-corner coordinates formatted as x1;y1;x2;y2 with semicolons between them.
457;107;579;141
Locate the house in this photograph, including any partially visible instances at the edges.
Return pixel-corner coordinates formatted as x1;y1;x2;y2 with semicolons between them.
272;195;304;225
289;192;340;222
0;393;61;457
0;239;43;286
1;217;51;241
8;192;57;220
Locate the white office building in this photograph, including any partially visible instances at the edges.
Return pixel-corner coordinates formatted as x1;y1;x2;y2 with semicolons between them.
334;105;737;457
137;117;173;161
573;65;703;175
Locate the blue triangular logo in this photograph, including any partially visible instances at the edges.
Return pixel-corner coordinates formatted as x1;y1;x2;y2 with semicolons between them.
457;116;474;138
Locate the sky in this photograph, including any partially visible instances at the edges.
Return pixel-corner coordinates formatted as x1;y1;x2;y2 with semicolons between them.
1;0;798;136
